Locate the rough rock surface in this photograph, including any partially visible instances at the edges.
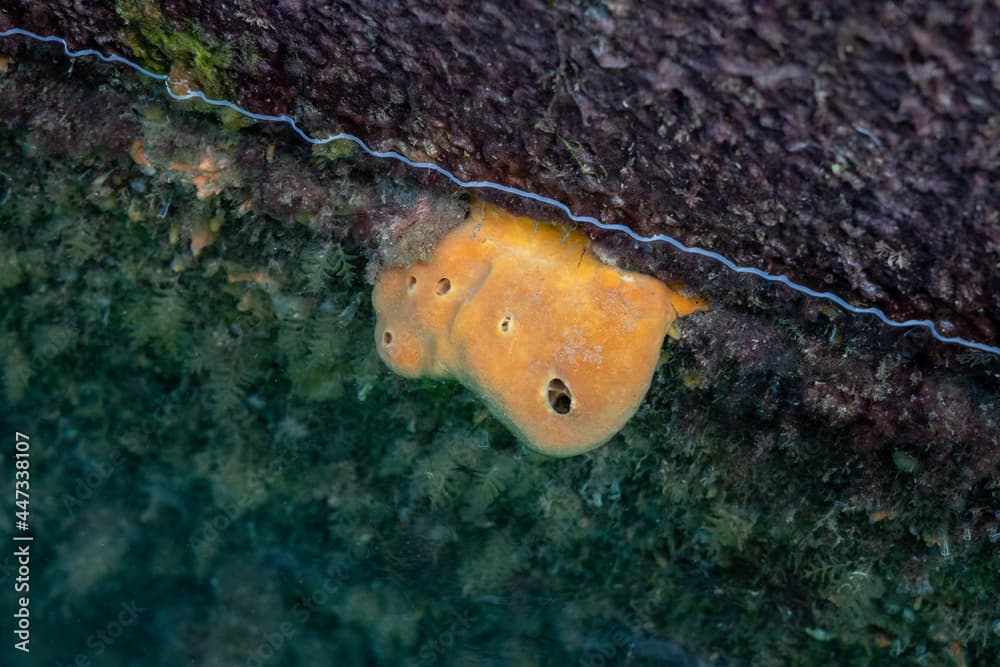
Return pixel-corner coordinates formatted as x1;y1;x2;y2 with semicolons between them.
2;0;998;347
4;6;1000;664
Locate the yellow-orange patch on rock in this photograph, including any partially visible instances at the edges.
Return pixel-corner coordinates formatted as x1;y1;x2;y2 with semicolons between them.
373;201;706;456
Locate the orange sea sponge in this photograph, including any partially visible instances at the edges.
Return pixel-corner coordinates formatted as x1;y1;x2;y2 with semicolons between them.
373;201;707;457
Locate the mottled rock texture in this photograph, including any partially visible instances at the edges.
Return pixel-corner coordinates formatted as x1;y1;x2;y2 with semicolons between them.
2;0;998;347
4;5;1000;664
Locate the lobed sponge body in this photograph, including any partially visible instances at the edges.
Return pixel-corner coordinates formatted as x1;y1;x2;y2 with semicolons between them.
373;201;706;456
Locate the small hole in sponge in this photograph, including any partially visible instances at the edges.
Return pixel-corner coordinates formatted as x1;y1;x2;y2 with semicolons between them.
382;330;393;346
407;276;417;291
547;378;572;415
435;278;452;295
499;315;512;333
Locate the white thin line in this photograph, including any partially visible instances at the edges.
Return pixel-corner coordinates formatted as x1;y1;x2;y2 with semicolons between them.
2;27;997;357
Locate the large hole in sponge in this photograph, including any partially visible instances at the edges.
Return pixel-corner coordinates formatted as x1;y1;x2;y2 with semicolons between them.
499;314;512;333
407;276;417;292
546;378;573;415
382;330;393;346
435;278;452;295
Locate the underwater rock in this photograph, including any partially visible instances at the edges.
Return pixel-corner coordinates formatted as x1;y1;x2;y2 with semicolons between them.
2;1;996;344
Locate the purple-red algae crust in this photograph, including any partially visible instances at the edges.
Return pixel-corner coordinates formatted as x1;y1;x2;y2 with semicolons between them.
2;1;998;345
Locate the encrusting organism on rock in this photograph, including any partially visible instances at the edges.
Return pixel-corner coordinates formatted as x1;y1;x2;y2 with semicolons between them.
373;200;707;456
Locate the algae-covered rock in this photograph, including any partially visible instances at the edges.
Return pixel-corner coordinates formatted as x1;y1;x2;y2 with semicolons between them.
1;12;999;667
